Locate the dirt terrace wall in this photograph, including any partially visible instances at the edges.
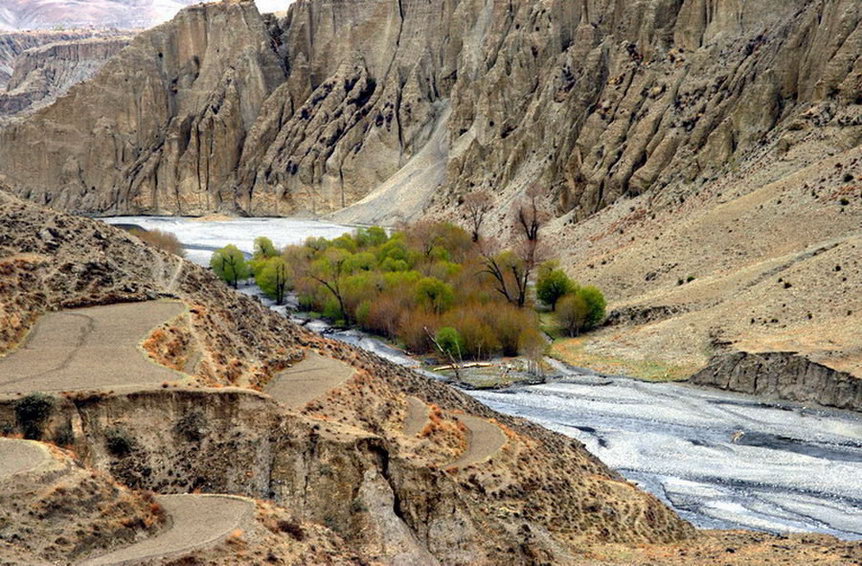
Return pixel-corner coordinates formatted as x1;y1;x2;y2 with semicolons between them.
690;351;862;412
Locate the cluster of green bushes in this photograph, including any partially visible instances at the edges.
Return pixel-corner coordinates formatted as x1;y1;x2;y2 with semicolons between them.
536;262;607;337
210;222;606;359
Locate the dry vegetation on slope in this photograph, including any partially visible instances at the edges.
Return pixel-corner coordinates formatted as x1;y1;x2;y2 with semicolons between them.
1;192;860;563
540;103;862;408
0;190;693;564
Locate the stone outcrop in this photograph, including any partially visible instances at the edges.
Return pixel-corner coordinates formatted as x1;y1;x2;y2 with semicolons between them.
1;0;861;220
691;351;862;412
0;35;130;116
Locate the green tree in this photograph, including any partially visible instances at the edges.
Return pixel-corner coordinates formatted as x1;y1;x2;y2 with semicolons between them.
256;257;291;305
306;247;351;323
210;244;249;289
356;226;389;248
254;236;278;259
557;293;588;337
536;261;577;310
415;277;455;313
579;286;607;330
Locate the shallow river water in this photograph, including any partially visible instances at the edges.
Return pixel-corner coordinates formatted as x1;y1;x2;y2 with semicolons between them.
104;217;862;539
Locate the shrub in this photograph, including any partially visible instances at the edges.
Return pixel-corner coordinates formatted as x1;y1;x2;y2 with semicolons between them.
253;236;278;259
488;304;536;357
105;427;134;456
15;393;54;440
435;327;465;360
54;423;74;446
579;286;607;330
557;293;588;337
398;311;440;353
130;228;186;258
444;308;501;359
380;257;409;272
174;411;206;442
360;295;403;338
536;261;577;310
415;277;455;313
276;519;306;541
355;226;389;248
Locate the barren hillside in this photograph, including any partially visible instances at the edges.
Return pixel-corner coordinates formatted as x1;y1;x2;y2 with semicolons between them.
0;189;697;564
2;188;860;564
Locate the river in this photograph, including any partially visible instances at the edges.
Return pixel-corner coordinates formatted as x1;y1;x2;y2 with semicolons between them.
103;216;862;540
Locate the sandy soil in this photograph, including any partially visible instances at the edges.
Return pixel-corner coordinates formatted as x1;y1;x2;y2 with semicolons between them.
265;351;355;409
403;396;429;437
0;301;186;394
82;494;253;565
449;415;507;469
0;438;48;478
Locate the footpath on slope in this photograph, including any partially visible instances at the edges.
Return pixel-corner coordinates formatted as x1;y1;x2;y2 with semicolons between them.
82;495;254;566
449;415;507;469
0;301;257;565
0;438;49;479
0;301;186;394
402;395;507;467
265;351;355;409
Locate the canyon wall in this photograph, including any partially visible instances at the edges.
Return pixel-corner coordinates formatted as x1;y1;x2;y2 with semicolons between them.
1;0;860;220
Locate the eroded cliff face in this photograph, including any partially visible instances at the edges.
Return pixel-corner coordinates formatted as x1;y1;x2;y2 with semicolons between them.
2;0;860;221
691;352;862;411
0;29;117;89
0;36;131;117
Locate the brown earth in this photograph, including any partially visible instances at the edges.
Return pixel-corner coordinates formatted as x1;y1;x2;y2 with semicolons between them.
0;190;697;563
0;0;859;411
1;193;860;562
544;127;862;409
0;301;187;394
0;438;166;564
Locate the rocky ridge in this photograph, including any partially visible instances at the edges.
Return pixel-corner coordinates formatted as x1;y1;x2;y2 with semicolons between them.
0;29;120;89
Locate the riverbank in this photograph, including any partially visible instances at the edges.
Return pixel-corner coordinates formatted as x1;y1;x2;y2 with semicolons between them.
99;216;862;539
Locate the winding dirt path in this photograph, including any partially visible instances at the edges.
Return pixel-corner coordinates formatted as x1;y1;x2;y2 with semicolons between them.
449;416;507;469
82;495;253;565
403;397;429;437
0;301;185;394
265;351;355;409
0;438;49;479
0;301;259;565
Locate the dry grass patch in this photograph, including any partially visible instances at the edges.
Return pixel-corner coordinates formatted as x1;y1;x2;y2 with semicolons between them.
551;337;700;382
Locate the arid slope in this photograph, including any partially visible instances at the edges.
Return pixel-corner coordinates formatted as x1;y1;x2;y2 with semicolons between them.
0;189;694;564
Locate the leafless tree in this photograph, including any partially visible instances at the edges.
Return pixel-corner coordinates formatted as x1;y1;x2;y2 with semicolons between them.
463;189;493;242
478;185;548;308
